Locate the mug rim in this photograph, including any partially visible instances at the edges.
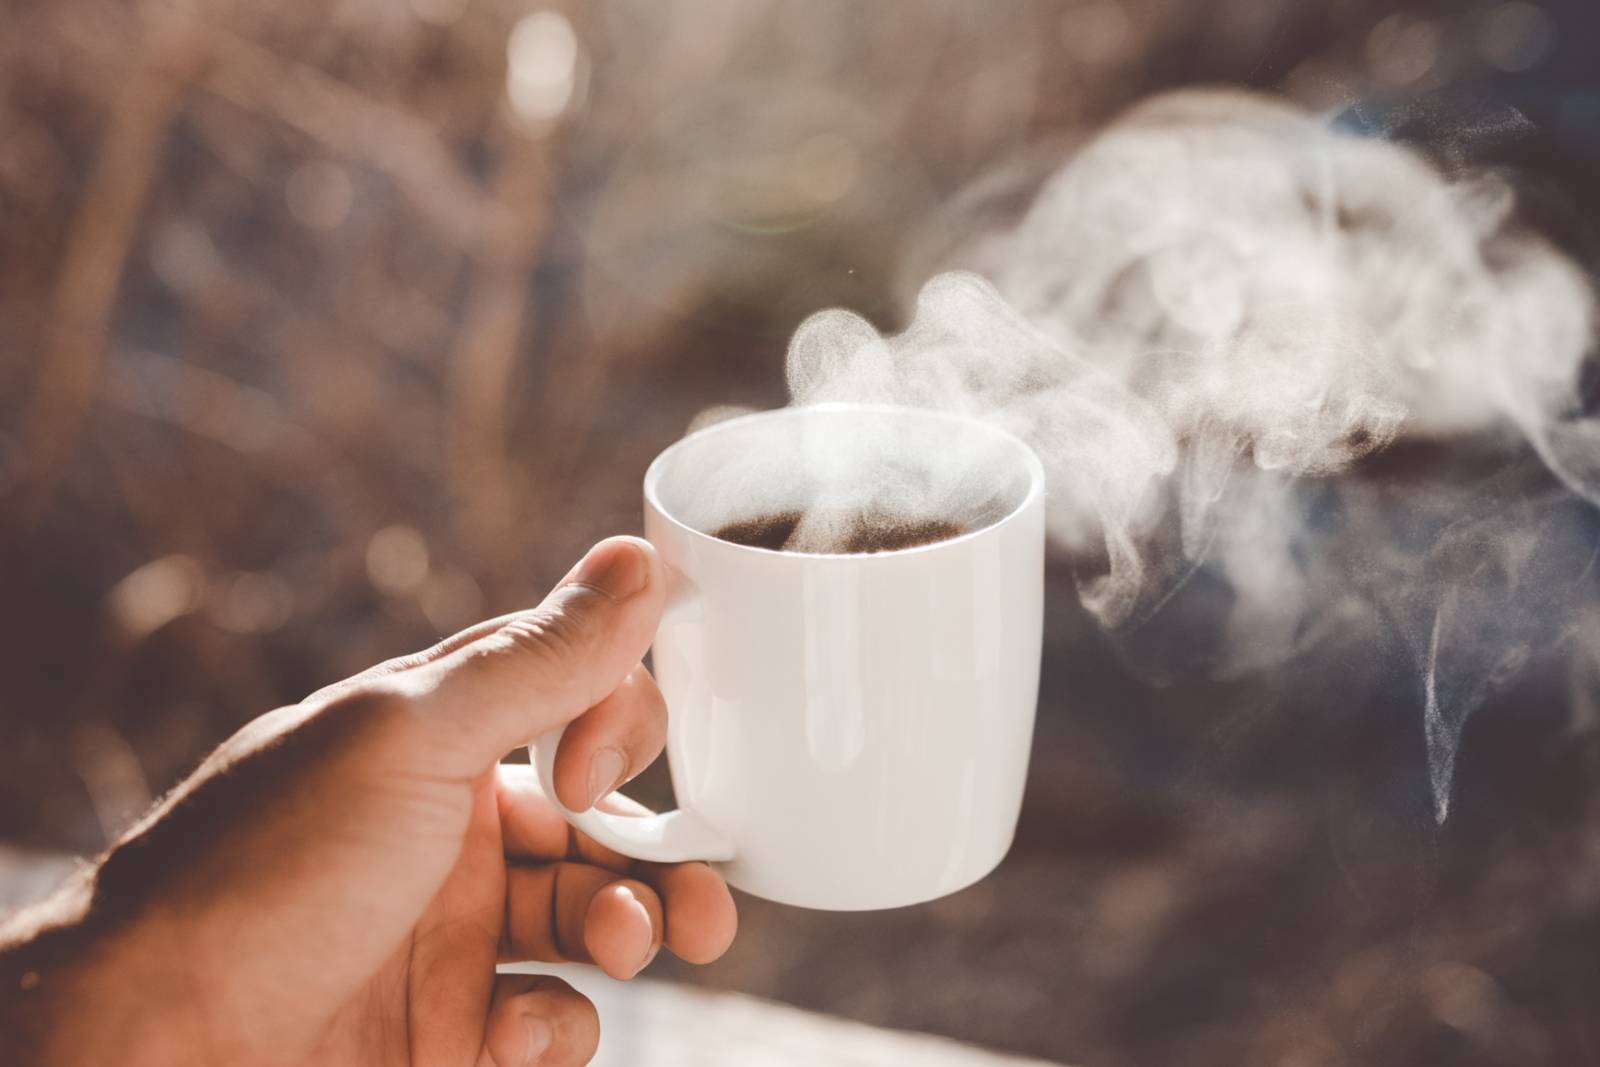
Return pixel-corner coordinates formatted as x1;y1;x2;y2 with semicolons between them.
643;402;1047;561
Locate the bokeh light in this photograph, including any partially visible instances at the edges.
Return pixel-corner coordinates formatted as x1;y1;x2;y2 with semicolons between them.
506;10;582;127
109;555;205;639
208;571;296;634
366;525;432;597
1366;14;1441;86
1479;2;1555;73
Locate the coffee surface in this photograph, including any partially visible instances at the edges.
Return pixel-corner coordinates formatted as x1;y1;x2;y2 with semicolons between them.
713;511;967;554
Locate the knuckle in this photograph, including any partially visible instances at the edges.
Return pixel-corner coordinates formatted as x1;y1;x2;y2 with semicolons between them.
495;613;577;659
547;991;601;1056
489;597;604;683
524;976;600;1046
488;624;578;697
500;977;599;1067
631;673;669;727
594;669;664;740
617;666;657;704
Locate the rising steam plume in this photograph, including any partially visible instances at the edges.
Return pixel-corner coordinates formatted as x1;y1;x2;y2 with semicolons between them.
776;89;1600;821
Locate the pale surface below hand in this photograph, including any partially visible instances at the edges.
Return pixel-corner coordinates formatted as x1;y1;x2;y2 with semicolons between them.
512;963;1074;1067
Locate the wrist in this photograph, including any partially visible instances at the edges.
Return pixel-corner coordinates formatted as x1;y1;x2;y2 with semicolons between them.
0;865;198;1066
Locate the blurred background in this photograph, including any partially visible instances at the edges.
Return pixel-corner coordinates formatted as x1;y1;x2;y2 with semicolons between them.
3;0;1600;1064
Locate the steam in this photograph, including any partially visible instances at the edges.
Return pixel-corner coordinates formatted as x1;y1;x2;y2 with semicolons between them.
777;89;1599;820
663;404;1026;554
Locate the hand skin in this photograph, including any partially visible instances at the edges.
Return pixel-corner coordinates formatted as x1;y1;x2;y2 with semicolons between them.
0;537;736;1067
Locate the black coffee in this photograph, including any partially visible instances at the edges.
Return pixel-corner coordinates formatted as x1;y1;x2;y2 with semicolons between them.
713;510;968;554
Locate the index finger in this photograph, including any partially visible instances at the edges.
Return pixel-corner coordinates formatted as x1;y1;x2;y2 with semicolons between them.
496;762;650;871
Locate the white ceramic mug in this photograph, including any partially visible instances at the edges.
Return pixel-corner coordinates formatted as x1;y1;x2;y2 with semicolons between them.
533;404;1045;910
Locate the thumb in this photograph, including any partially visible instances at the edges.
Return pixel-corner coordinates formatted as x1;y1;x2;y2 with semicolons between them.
384;536;665;778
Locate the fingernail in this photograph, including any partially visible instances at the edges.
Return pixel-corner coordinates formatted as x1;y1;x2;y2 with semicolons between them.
586;746;628;809
618;886;659;978
571;540;649;599
634;936;661;978
521;1015;553;1065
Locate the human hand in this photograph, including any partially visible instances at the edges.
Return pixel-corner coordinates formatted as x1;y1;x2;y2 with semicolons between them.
0;537;736;1067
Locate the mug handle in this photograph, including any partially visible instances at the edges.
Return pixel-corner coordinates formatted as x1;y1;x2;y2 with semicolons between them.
529;568;737;864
